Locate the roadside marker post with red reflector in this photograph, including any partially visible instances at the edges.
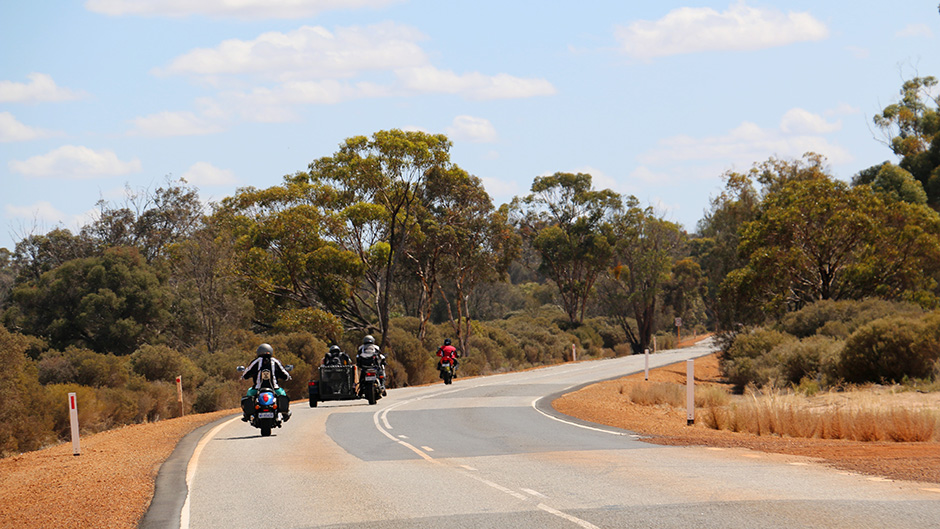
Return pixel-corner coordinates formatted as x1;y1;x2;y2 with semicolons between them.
176;375;184;417
68;392;80;456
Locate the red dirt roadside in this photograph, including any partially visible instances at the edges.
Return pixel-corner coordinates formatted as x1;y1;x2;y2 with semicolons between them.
553;342;940;485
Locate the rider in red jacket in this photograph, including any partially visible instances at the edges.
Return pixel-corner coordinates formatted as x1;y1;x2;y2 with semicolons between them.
436;338;459;377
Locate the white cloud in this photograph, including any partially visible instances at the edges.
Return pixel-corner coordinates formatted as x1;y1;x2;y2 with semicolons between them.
182;162;237;186
129;111;225;136
156;23;427;81
779;108;841;135
396;66;556;100
638;112;853;167
446;115;497;143
3;201;94;233
0;112;60;142
0;73;86;103
85;0;402;19
896;24;933;38
157;23;554;103
9;145;142;178
615;2;828;60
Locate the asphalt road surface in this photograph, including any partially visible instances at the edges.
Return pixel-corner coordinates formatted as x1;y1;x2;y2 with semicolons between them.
147;341;940;529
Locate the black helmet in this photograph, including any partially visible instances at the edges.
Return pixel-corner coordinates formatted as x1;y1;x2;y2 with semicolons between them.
363;335;375;345
256;343;273;357
444;338;451;346
329;345;341;354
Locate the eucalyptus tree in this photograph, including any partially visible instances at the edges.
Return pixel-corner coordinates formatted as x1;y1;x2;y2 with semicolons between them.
414;166;519;355
301;130;455;347
598;197;684;353
215;181;358;341
873;75;940;207
513;172;620;324
81;178;204;263
727;175;940;321
4;247;172;355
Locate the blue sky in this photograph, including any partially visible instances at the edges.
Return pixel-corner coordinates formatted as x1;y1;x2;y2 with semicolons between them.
1;1;938;252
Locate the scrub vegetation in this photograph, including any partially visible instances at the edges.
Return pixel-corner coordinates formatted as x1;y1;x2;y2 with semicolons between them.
2;76;940;456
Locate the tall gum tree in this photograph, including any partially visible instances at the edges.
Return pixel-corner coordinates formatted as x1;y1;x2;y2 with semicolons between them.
598;197;684;354
513;172;619;325
302;130;454;348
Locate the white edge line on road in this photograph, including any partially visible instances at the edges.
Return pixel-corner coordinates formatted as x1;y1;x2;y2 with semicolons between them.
180;416;240;529
530;396;631;436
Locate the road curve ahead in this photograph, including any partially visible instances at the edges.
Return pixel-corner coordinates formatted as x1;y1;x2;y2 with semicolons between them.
159;342;940;529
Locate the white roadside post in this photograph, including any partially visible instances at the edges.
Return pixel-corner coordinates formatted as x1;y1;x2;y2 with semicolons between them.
176;375;184;417
571;343;576;362
68;392;80;456
644;348;650;381
686;359;695;426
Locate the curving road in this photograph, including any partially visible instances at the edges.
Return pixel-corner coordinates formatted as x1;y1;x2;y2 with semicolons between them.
145;341;940;529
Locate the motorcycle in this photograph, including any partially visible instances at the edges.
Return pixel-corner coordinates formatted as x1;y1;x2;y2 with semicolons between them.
439;358;455;385
237;364;292;437
358;364;385;405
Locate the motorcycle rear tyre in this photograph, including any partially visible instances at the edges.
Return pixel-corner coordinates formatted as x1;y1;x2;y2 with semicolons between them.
442;370;453;385
367;384;377;405
260;425;272;437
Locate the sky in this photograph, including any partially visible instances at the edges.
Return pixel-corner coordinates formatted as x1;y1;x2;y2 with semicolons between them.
1;1;939;252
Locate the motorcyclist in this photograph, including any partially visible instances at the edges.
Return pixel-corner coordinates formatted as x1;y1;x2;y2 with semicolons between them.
323;344;351;366
436;338;459;378
356;335;387;395
241;343;292;422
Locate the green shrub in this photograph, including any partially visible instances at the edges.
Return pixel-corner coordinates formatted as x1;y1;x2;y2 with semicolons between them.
385;323;436;387
779;299;923;338
38;347;130;388
129;344;207;390
769;335;843;387
0;327;55;456
720;329;795;390
193;377;243;413
840;314;939;383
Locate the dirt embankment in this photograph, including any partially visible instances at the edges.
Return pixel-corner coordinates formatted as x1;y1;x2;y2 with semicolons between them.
1;342;938;528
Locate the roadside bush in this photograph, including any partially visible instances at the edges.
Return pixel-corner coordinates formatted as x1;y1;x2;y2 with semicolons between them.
840;314;939;383
779;299;923;338
129;344;207;391
720;329;796;391
126;379;180;421
193;377;242;413
38;346;130;388
264;331;326;368
768;335;843;387
0;327;55;456
385;323;436;387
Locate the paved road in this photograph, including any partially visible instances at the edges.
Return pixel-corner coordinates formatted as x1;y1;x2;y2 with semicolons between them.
149;341;940;528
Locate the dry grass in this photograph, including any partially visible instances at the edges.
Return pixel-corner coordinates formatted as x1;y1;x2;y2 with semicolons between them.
622;380;940;442
701;393;939;442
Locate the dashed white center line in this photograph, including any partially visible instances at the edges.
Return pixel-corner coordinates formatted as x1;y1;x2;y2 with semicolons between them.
522;488;546;498
421;446;434;452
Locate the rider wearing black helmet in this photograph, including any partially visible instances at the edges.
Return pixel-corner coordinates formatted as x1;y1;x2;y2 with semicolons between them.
436;338;459;377
324;344;351;365
241;343;292;422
